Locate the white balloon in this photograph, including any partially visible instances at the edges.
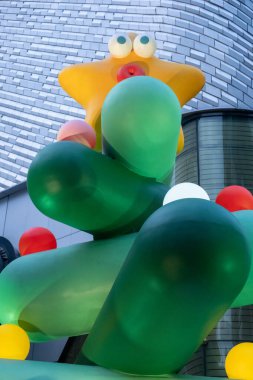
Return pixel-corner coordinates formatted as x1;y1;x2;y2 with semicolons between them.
163;182;210;205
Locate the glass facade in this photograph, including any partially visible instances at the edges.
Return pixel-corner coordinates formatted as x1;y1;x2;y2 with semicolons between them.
176;109;253;377
175;109;253;200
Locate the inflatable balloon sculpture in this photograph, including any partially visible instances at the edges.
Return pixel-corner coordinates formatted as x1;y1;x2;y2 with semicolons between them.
0;32;251;379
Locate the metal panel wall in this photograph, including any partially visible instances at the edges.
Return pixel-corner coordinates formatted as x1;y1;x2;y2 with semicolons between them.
176;109;253;376
0;0;252;190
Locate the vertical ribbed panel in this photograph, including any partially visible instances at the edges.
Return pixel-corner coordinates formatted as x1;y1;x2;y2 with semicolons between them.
176;110;253;376
174;121;199;185
176;111;253;200
198;115;253;200
205;306;253;377
180;347;205;375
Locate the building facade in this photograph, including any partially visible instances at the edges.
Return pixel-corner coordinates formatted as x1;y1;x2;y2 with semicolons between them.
0;0;252;189
177;109;253;377
175;109;253;200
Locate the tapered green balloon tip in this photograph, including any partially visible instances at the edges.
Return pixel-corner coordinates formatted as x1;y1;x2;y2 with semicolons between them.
84;199;250;375
232;210;253;308
102;76;181;180
0;235;136;342
27;141;167;237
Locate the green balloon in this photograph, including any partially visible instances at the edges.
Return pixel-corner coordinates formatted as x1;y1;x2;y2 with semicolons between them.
232;210;253;308
102;76;181;182
0;234;136;342
83;199;250;375
27;141;167;238
0;359;225;380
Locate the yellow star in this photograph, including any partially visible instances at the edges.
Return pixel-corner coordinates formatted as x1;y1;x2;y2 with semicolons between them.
58;33;205;152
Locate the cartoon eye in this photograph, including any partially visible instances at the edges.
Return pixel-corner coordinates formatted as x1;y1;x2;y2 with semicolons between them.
108;34;133;58
133;34;156;58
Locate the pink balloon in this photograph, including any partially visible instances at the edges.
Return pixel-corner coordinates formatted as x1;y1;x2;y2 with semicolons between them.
57;120;96;148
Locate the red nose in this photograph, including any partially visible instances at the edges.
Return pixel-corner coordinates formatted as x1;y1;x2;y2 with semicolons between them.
117;63;146;82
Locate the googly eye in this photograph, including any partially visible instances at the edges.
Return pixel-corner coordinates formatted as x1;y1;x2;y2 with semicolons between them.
108;34;133;58
133;34;156;58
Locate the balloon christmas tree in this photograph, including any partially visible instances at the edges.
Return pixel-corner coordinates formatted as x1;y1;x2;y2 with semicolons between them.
0;32;252;380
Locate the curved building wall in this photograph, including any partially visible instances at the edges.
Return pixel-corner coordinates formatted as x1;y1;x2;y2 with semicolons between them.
0;0;252;190
175;109;253;199
176;109;253;377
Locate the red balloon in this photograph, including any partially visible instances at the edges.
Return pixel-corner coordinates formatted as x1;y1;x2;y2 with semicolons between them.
117;63;146;82
19;227;57;256
216;186;253;212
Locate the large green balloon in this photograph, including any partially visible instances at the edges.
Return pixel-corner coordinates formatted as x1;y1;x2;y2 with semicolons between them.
102;76;181;182
27;141;167;238
232;210;253;308
0;234;136;342
0;359;224;380
83;199;250;375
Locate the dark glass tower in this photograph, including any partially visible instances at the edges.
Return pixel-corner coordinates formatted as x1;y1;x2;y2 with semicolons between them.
176;109;253;377
175;109;253;200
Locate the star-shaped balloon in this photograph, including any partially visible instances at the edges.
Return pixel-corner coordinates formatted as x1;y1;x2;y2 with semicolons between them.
59;32;205;151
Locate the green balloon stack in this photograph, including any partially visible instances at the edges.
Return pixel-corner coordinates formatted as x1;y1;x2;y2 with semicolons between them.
232;210;253;308
83;199;250;375
0;75;251;380
0;234;136;342
27;141;167;238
